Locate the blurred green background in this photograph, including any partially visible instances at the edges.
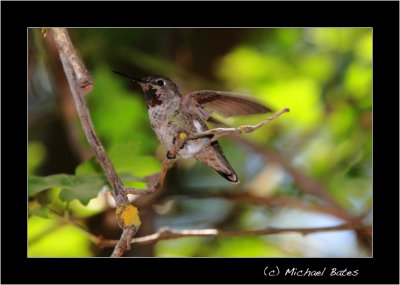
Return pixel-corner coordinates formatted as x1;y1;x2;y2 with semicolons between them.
28;28;372;257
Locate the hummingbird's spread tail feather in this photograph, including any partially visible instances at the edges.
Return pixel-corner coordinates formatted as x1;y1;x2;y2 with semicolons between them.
194;141;239;184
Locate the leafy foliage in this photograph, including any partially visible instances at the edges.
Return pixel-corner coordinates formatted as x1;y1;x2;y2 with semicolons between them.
28;174;107;205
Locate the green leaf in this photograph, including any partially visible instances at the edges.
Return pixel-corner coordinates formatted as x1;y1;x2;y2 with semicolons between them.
28;174;108;205
28;176;54;196
57;175;107;205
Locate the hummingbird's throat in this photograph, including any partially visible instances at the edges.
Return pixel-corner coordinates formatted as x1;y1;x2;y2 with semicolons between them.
144;85;163;108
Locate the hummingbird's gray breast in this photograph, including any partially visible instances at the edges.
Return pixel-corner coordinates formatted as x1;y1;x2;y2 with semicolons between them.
148;97;181;150
148;99;209;158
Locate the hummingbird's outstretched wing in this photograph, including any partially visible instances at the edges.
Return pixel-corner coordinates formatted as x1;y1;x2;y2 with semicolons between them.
181;90;271;121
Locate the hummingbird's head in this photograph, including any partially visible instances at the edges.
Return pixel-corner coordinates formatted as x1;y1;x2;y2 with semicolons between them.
113;71;180;108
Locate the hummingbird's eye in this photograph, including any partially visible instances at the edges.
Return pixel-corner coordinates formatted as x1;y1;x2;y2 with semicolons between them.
156;80;164;86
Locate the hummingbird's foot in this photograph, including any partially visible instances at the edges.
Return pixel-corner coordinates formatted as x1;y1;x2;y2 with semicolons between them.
178;131;188;140
175;131;189;148
171;131;189;154
166;151;176;160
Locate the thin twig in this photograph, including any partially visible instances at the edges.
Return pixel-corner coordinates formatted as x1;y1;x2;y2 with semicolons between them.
99;223;370;247
186;108;290;142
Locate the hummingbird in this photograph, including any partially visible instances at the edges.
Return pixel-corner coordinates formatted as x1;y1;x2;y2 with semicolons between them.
113;71;271;184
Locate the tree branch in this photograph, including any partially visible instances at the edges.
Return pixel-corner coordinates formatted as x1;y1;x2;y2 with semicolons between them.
50;28;92;94
51;28;143;257
99;223;370;247
111;228;137;257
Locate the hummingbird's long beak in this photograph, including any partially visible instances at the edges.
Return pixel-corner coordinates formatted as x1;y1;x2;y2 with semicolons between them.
112;71;147;83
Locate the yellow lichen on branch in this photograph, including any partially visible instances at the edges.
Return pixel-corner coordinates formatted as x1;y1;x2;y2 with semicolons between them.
116;205;141;228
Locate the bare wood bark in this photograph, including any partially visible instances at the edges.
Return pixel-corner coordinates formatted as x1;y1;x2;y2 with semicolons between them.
111;228;137;257
50;29;92;94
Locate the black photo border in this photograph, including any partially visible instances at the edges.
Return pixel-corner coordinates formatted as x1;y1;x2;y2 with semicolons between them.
2;1;399;284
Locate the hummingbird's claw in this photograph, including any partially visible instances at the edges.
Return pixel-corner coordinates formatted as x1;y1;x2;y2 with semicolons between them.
166;151;176;160
178;132;188;140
